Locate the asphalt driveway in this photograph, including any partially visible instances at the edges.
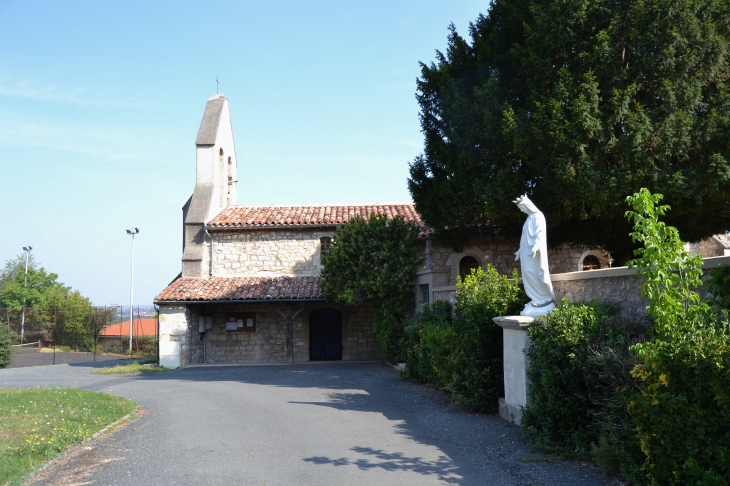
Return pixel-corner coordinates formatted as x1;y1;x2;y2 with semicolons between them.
0;362;614;485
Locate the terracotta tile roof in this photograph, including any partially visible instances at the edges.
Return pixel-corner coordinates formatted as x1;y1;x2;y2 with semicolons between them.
100;318;158;337
154;276;324;303
206;204;433;236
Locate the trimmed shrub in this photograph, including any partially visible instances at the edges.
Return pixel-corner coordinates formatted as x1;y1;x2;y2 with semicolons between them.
448;266;526;412
629;311;730;484
522;300;648;482
133;336;158;358
0;319;16;368
706;264;730;311
402;265;526;412
402;301;453;387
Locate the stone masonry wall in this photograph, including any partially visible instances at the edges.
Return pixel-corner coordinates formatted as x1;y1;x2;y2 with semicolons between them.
419;240;609;287
183;302;381;365
212;229;334;277
551;256;730;321
188;303;288;364
553;272;649;321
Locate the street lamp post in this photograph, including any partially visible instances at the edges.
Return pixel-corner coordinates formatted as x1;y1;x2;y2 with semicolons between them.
126;228;139;353
20;245;32;344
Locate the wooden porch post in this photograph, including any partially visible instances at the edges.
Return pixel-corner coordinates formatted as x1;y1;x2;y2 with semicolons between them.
285;303;293;365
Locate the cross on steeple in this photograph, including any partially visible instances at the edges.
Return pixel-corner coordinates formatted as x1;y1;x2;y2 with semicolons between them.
216;76;219;94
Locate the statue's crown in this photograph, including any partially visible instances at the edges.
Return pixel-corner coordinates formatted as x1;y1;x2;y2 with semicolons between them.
512;194;528;205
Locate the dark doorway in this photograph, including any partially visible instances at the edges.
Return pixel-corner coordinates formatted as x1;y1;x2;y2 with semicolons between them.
459;256;480;279
309;308;342;361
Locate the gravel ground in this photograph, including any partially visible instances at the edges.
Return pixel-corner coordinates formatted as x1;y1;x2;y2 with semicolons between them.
10;348;135;368
0;362;617;486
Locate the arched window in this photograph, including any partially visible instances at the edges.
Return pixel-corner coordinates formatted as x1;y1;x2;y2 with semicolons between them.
582;255;600;271
320;237;332;255
219;148;225;206
227;156;233;204
459;256;479;279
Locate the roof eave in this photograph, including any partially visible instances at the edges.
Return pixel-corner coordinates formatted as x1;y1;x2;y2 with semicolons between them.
205;223;345;231
154;298;327;305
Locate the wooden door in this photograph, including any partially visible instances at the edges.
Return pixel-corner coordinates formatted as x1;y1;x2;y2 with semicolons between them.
309;308;342;360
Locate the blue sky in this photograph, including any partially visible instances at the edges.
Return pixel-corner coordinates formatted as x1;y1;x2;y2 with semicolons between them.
0;0;488;305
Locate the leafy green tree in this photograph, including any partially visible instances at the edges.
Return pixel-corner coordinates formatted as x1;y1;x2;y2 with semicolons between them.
0;255;70;310
320;214;423;363
0;254;95;348
408;0;730;261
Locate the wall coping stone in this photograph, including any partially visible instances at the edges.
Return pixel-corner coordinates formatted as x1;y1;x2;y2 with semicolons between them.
493;316;534;330
551;255;730;282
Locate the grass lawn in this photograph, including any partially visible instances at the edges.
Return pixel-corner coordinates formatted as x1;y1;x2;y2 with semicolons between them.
90;360;169;375
0;388;136;486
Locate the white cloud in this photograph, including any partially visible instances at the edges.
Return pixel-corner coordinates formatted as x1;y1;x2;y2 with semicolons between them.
0;111;179;162
0;78;138;108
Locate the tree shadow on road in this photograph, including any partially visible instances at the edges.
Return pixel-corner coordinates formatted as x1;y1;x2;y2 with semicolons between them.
304;446;462;484
109;362;610;486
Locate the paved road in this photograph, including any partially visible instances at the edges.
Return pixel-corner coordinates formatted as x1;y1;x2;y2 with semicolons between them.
0;362;614;486
10;348;135;368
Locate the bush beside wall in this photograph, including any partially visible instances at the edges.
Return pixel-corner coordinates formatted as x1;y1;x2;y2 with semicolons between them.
0;320;15;368
523;191;730;484
630;313;730;484
522;300;648;483
402;266;526;412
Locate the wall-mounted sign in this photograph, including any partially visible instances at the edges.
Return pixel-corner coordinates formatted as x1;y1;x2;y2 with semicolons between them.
225;312;256;333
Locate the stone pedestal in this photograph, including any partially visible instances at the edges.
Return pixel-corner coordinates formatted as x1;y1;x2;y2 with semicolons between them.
493;315;534;425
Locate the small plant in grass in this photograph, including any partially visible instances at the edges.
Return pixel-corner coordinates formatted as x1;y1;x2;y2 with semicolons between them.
0;388;136;484
91;361;168;375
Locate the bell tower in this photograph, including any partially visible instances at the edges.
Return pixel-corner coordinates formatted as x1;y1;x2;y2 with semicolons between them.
181;94;238;277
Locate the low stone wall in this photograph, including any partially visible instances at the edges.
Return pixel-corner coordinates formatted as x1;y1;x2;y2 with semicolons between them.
551;255;730;319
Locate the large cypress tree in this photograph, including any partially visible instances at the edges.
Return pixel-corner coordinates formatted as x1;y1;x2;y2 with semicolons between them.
409;0;730;262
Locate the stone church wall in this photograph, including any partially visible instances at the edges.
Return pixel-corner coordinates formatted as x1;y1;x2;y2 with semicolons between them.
211;230;333;277
182;302;380;365
419;240;609;287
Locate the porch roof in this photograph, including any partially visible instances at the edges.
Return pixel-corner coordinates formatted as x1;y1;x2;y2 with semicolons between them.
154;275;324;303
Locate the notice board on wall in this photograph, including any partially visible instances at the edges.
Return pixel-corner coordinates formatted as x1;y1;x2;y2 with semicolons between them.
225;312;256;333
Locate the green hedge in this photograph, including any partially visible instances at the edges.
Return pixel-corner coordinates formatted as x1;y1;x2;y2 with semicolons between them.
522;300;648;482
630;313;730;484
402;265;526;412
0;319;16;368
402;301;453;388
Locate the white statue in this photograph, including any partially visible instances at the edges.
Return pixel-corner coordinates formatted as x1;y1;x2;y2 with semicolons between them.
513;195;555;317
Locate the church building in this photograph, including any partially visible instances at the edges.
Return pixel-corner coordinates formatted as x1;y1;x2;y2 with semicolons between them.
154;95;730;368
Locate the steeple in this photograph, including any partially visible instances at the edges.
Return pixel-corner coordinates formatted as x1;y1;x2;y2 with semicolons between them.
181;94;238;277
